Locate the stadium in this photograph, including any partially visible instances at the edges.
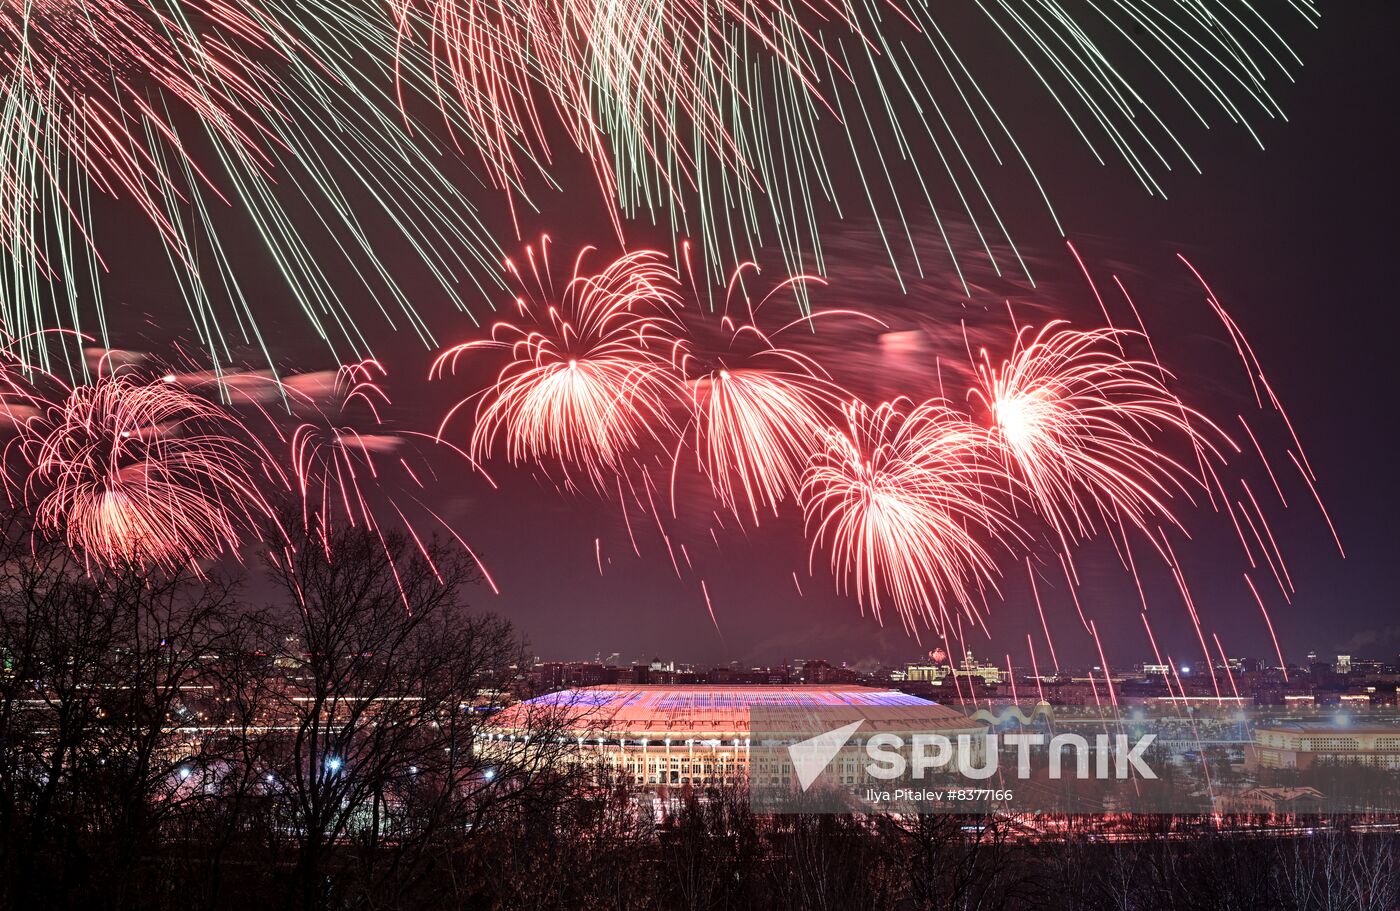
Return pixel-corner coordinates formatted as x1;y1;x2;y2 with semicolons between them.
487;685;984;788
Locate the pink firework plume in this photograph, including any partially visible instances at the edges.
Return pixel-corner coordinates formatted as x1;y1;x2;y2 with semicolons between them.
433;240;685;489
675;264;855;525
0;0;283;269
801;397;1016;635
970;321;1227;549
15;367;282;571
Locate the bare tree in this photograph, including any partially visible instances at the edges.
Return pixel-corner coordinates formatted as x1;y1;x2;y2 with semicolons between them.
259;520;567;910
0;515;246;910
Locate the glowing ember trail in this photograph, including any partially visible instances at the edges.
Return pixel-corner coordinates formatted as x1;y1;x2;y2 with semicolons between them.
0;0;507;377
800;397;1016;635
677;269;851;524
15;368;281;571
972;322;1227;549
389;0;1317;287
433;242;685;489
0;0;281;260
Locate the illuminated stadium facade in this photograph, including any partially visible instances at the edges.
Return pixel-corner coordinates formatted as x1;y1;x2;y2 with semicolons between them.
489;685;983;788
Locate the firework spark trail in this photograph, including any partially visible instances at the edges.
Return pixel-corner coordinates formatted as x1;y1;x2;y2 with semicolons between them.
390;0;1317;288
1;0;506;374
1026;556;1059;672
699;577;720;634
1234;414;1289;507
1026;633;1044;703
1243;572;1288;683
433;242;686;490
9;363;283;571
675;267;866;525
286;360;399;552
971;321;1229;552
800;396;1017;635
1139;613;1178;701
0;0;283;258
683;346;835;523
389;0;844;243
231;357;501;593
385;0;547;230
1088;619;1117;708
1213;631;1242;701
1178;253;1343;558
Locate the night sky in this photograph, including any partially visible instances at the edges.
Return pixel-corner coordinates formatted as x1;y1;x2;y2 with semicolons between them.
88;1;1398;668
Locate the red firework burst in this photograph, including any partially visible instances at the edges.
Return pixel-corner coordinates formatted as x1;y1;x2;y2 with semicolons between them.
801;397;1016;634
16;368;281;571
676;266;853;524
971;322;1225;547
433;240;685;489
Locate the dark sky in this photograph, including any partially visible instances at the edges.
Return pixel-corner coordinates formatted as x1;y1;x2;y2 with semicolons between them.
92;1;1398;669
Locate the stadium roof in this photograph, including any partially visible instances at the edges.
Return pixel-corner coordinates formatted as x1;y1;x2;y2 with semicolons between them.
492;685;979;737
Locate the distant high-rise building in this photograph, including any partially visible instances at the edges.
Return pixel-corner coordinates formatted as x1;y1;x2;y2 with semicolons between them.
904;663;946;683
957;651;1003;684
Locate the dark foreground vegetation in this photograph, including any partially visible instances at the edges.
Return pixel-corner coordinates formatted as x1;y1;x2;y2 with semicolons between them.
1;517;1397;911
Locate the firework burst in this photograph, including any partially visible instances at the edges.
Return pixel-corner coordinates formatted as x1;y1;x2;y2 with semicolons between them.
684;364;833;524
801;397;1015;634
16;368;281;571
676;267;854;524
970;322;1226;548
433;242;685;489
